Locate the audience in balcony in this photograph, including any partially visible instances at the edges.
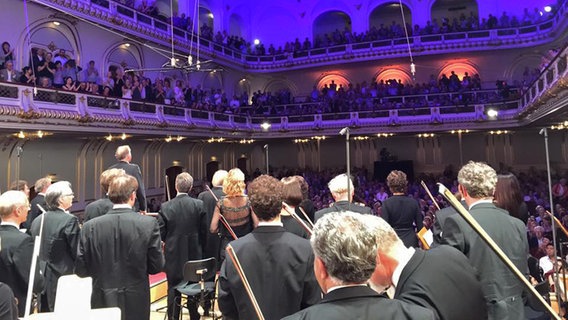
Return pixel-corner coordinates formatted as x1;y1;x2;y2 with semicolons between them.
0;42;14;69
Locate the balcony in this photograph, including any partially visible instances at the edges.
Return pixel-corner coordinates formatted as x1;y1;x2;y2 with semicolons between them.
35;0;568;73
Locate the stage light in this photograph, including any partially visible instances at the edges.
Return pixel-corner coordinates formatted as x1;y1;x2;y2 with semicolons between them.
544;6;552;12
260;122;271;130
487;109;498;118
254;39;260;45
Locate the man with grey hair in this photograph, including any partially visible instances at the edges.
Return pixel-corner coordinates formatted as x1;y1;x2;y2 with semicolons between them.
313;173;371;222
0;190;44;317
366;215;487;320
30;181;79;312
441;161;528;320
198;169;228;269
158;172;207;320
283;211;433;320
108;145;146;213
24;176;51;229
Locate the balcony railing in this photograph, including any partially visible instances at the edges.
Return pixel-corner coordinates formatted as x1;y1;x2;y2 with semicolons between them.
36;0;568;71
0;82;524;137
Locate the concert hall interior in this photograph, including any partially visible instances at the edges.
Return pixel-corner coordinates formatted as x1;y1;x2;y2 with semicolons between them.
1;0;568;317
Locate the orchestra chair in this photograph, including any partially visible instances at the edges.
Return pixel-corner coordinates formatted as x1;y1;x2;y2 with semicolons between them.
174;257;217;320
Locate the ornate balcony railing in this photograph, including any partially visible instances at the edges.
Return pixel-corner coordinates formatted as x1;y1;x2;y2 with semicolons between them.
0;81;524;138
36;0;568;72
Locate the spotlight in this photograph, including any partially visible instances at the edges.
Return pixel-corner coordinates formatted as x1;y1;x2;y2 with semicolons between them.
254;39;260;45
260;122;271;130
487;109;499;118
544;5;552;12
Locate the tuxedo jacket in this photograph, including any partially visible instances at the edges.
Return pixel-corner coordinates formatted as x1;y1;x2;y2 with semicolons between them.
83;197;113;223
314;200;372;223
158;194;206;284
108;161;146;211
24;194;46;230
395;246;487;320
282;286;434;320
0;282;17;320
30;208;80;310
76;207;164;320
381;195;424;248
218;225;320;320
197;186;225;261
431;204;460;247
442;202;528;320
0;225;44;317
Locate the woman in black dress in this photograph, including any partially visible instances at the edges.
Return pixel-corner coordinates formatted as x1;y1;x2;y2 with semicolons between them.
381;170;423;247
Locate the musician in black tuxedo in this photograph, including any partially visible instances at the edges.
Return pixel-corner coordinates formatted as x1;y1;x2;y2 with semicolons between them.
30;181;80;312
430;197;464;247
83;168;125;222
158;172;207;320
76;174;164;320
441;161;528;320
0;282;18;320
0;190;44;317
197;169;227;267
218;175;320;320
367;215;487;320
108;145;146;213
282;211;434;320
314;174;372;222
24;177;51;230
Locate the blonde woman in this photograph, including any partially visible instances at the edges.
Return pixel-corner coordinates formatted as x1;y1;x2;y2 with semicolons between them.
210;168;258;260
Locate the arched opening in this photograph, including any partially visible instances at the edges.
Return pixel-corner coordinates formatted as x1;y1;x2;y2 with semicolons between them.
165;165;184;199
369;3;412;36
438;61;479;80
105;44;141;73
316;74;351;93
375;68;412;85
206;160;219;183
430;0;478;29
313;11;352;43
229;13;245;38
199;6;214;30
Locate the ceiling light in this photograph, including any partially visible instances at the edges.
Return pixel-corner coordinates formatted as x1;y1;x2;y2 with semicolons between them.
544;6;552;12
254;39;260;45
53;21;60;26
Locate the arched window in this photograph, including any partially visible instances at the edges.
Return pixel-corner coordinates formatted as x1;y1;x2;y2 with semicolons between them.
375;68;412;85
316;74;350;92
106;44;141;72
369;2;412;36
313;11;351;44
